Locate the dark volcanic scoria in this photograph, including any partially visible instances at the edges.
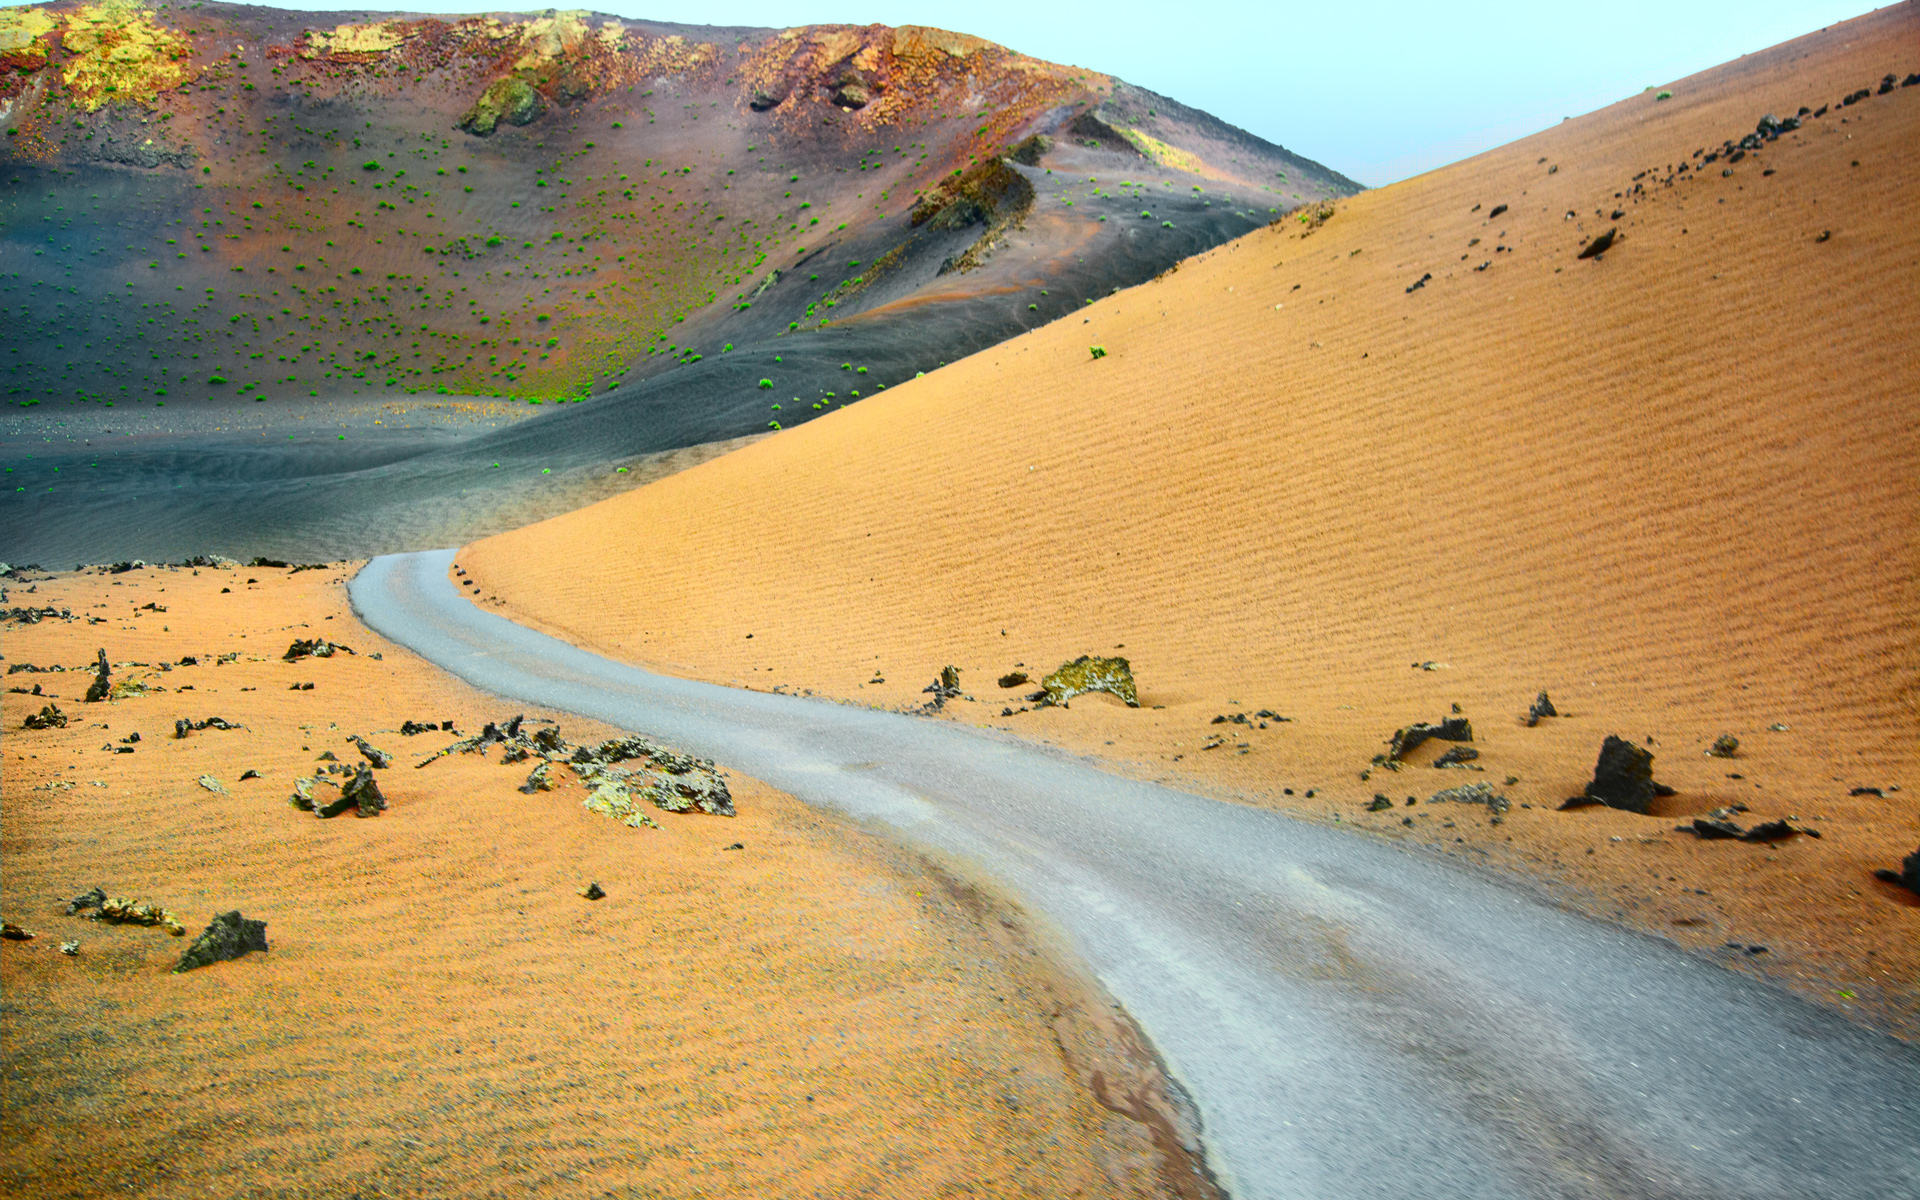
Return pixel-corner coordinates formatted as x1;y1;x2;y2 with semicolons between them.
0;4;1357;564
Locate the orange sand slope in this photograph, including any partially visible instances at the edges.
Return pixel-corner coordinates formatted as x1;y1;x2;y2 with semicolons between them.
469;8;1919;1031
1;566;1194;1199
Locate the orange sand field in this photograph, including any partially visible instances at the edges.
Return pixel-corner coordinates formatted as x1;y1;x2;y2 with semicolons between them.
467;7;1920;1038
1;566;1204;1199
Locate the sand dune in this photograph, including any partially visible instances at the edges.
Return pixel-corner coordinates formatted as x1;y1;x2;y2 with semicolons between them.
468;6;1920;1035
0;564;1194;1198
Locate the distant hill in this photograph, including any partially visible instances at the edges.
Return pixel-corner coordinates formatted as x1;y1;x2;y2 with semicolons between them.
0;5;1356;416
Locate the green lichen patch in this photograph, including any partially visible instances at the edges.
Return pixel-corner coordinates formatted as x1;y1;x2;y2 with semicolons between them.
58;1;196;111
0;5;56;73
1036;655;1139;709
458;75;541;136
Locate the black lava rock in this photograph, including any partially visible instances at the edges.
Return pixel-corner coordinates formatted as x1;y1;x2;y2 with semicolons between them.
1385;716;1473;762
352;736;393;769
1873;845;1920;894
83;648;111;703
1580;735;1656;813
173;911;269;973
1526;691;1558;726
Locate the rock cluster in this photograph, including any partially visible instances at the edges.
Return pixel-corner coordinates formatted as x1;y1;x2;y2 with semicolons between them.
282;638;355;662
1430;780;1510;816
173;715;240;738
420;716;734;826
919;665;963;711
291;765;387;818
64;887;186;936
21;703;66;729
1;605;75;625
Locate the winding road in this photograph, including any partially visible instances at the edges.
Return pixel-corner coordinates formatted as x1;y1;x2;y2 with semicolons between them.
351;549;1918;1200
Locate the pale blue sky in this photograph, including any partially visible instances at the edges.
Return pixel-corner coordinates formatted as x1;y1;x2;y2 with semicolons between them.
302;1;1874;185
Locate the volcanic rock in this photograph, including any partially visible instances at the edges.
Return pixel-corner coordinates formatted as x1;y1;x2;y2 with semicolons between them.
21;703;66;730
1430;781;1509;814
282;638;354;662
1682;818;1745;839
1873;846;1920;894
83;648;110;703
62;886;108;916
88;894;185;936
340;766;387;817
173;911;269;973
1383;717;1473;763
1031;656;1139;709
352;736;393;769
921;665;963;709
1526;691;1558;726
1569;735;1656;813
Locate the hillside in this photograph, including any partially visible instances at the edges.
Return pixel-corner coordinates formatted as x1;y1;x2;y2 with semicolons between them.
464;6;1920;1033
0;3;1359;562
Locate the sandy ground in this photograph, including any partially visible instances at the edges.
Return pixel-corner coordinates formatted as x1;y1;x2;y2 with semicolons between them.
463;8;1920;1040
1;564;1207;1200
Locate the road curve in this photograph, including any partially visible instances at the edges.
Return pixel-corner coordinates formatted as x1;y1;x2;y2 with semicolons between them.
351;549;1918;1200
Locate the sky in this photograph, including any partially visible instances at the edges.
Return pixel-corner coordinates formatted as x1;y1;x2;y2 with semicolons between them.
298;1;1877;186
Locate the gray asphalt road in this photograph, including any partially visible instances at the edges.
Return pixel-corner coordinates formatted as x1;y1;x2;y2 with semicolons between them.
351;549;1919;1200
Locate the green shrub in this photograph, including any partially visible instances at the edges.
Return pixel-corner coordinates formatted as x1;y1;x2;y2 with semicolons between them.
1089;345;1106;359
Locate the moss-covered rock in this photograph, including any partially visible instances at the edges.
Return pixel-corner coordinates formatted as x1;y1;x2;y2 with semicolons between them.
1035;655;1138;709
460;77;542;136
